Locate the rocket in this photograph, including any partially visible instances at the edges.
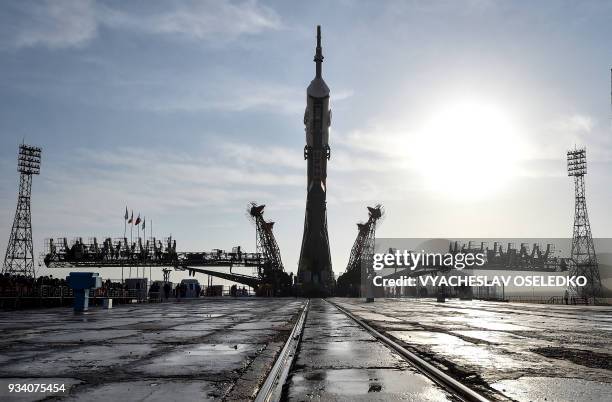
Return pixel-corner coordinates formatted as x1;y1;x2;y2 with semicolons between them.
297;25;334;295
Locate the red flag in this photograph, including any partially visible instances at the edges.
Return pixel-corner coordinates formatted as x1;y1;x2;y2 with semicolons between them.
128;211;133;224
135;214;141;226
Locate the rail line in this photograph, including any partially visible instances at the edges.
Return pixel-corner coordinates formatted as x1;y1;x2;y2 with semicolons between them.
256;298;492;402
327;299;492;402
254;299;309;402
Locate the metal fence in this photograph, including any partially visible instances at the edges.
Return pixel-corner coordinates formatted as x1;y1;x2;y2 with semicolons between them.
1;283;256;310
507;296;612;305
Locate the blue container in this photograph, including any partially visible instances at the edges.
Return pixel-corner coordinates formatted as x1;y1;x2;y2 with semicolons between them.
66;272;102;312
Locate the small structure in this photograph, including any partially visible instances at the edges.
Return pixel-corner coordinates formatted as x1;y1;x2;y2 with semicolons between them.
180;279;201;298
66;272;102;312
125;278;148;302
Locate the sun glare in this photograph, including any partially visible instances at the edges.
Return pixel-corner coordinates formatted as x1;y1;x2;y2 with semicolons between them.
413;99;523;200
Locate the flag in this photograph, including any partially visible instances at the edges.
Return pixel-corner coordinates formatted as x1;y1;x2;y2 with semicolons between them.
128;211;133;224
142;218;146;231
135;214;141;226
124;207;128;220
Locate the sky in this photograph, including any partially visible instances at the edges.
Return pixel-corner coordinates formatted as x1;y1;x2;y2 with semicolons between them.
0;0;611;282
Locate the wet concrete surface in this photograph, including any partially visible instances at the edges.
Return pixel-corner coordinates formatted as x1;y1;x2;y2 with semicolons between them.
285;299;455;401
332;298;612;402
0;298;305;401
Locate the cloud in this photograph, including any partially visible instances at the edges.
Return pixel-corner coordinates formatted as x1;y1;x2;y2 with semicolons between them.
10;0;98;49
552;114;594;135
3;0;281;49
530;113;606;161
77;147;303;191
332;126;419;173
102;0;281;40
135;78;303;114
219;143;304;170
2;143;305;253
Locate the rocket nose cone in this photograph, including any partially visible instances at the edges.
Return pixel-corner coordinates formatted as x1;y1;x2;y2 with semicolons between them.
307;77;330;98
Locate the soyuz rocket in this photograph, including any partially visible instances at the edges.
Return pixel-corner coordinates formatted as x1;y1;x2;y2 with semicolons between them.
297;26;334;295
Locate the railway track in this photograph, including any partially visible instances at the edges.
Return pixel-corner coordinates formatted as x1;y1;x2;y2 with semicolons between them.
255;298;492;402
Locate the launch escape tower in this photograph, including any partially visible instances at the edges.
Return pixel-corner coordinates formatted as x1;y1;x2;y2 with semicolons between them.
567;148;602;298
337;205;384;297
297;25;334;296
2;144;42;278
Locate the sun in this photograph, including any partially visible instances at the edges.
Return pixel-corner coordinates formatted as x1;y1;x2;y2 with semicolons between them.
413;98;524;200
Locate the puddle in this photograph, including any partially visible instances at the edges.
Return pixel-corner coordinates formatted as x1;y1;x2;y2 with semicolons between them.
451;330;526;344
24;330;139;343
296;340;407;369
231;321;288;330
136;343;260;376
63;380;223;401
355;312;402;322
464;320;535;331
288;368;453;401
0;344;154;376
431;344;527;371
388;331;473;346
492;376;612;402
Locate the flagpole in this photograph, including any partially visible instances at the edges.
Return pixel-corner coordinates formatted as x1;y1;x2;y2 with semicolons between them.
130;210;133;278
129;223;131;279
147;221;150;282
134;213;140;278
135;220;137;279
143;216;146;282
123;207;127;283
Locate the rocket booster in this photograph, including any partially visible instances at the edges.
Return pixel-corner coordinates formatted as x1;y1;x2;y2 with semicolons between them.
297;25;334;294
304;25;331;193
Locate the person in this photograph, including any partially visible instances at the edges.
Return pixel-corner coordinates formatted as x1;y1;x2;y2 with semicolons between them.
163;282;171;300
564;289;569;305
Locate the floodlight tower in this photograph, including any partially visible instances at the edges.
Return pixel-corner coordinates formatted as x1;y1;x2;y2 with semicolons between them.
2;144;42;278
567;148;601;297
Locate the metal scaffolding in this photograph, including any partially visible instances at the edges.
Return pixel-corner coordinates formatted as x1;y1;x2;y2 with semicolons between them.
2;144;42;278
567;148;602;297
337;205;383;296
249;203;284;273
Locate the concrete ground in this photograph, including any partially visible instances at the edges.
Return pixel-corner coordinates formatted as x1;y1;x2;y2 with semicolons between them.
2;298;610;402
333;298;612;402
285;299;455;401
0;298;305;401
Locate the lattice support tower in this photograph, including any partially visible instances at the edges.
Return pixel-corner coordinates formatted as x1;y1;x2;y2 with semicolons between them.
2;144;42;278
567;148;602;297
337;205;383;296
248;203;284;272
344;206;382;272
